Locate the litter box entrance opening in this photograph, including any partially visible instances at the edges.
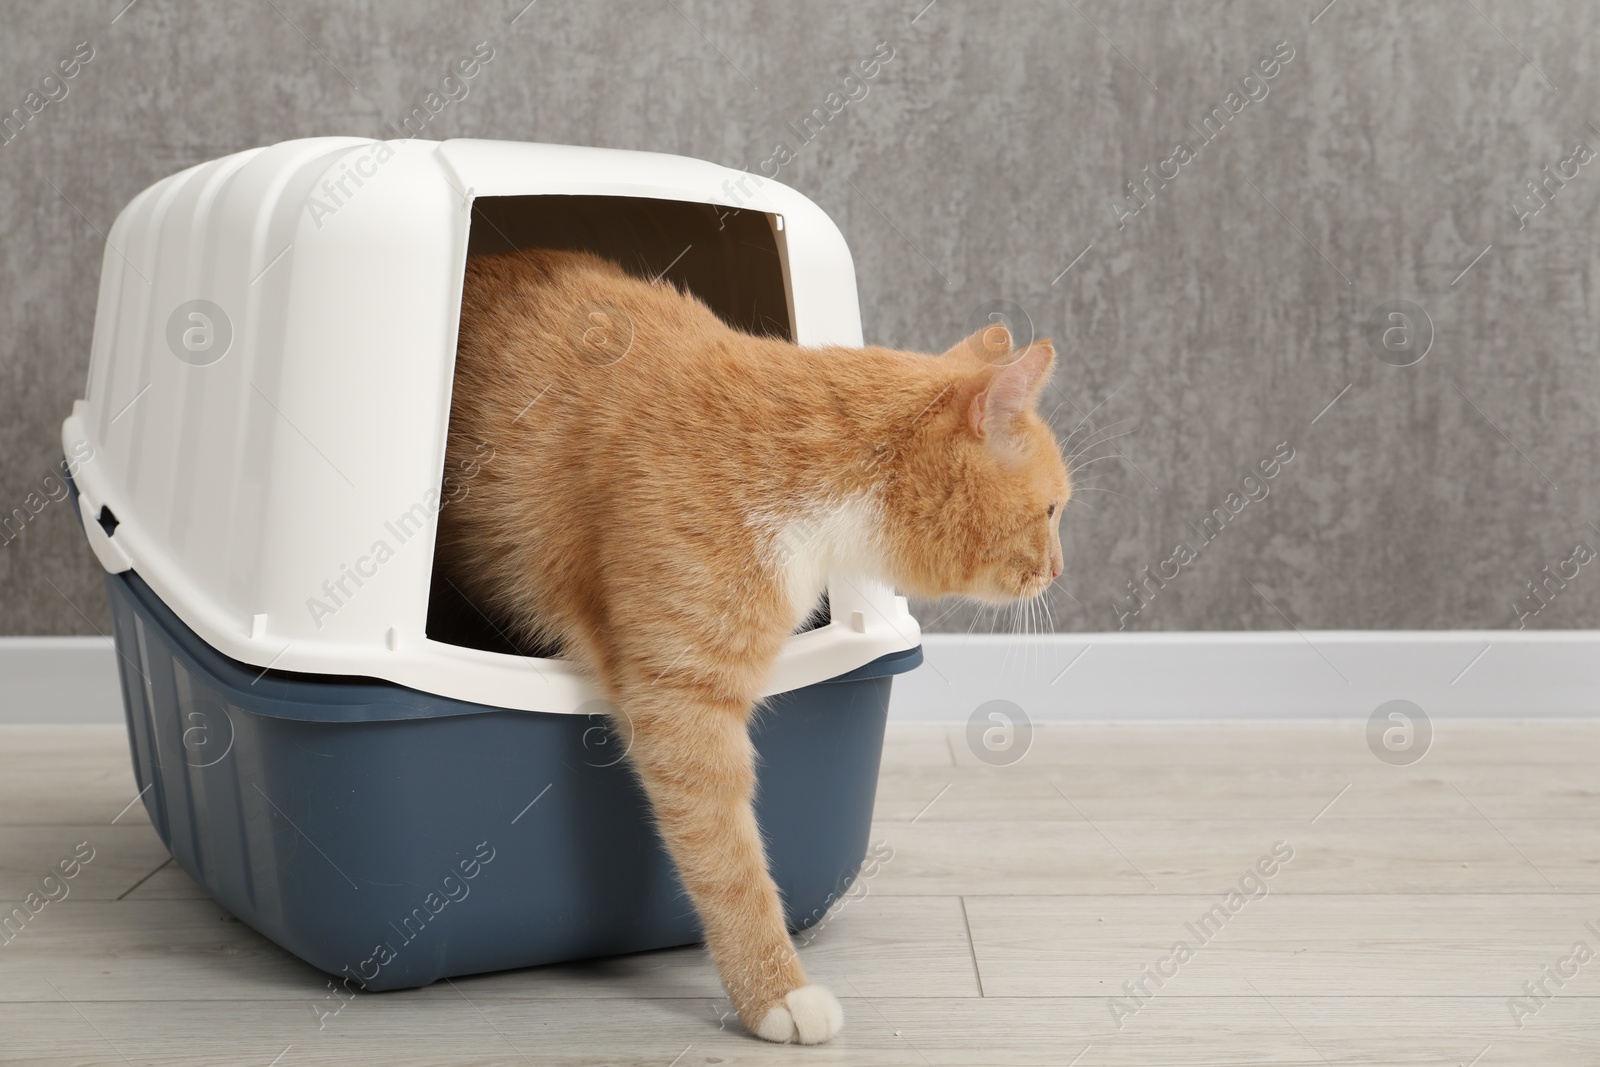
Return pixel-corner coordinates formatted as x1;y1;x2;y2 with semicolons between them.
424;193;814;658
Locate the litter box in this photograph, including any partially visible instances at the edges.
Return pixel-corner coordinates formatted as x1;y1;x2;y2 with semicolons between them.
60;137;922;991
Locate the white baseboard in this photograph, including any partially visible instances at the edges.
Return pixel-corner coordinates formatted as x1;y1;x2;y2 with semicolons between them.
3;632;1597;726
1;637;123;725
888;631;1600;721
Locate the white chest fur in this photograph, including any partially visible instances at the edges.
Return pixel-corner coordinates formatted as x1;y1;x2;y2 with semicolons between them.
764;495;888;626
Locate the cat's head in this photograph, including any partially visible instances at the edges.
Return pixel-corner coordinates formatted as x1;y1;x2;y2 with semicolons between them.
884;325;1070;604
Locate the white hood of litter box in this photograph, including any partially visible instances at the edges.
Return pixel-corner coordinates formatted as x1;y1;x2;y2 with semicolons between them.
62;137;920;714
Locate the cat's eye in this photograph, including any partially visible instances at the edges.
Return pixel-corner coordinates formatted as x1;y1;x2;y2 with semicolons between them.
1047;504;1057;519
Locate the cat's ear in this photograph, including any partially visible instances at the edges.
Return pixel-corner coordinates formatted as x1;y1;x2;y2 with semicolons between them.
944;324;1013;362
967;340;1055;439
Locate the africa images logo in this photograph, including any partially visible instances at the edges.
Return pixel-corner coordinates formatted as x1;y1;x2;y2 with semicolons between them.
165;299;233;366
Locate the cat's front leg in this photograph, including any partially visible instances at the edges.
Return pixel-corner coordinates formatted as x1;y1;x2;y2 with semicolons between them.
612;685;844;1044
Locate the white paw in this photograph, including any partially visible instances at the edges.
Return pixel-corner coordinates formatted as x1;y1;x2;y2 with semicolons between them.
753;984;844;1044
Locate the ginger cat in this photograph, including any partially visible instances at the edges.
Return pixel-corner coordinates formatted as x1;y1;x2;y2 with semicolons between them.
438;249;1069;1044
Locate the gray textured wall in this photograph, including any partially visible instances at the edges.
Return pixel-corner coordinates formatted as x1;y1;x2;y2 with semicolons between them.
2;1;1596;636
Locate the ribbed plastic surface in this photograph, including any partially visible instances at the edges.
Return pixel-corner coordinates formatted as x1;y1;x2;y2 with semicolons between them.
107;560;917;990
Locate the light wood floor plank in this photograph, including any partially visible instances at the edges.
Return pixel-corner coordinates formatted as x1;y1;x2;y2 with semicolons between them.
4;995;1597;1066
457;892;981;1002
964;892;1600;997
1;722;1595;1063
944;721;1600;767
863;816;1588;895
0;725;145;827
0;824;169;901
0;893;979;1005
876;761;1600;822
875;724;958;768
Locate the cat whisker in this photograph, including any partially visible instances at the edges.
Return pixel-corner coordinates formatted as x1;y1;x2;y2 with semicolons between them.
1065;437;1137;469
1062;411;1135;446
1007;601;1018;672
1061;410;1135;439
1065;427;1138;464
1016;599;1029;675
1043;579;1078;608
963;599;990;639
1029;597;1042;675
1062;415;1139;454
1066;452;1133;474
1064;475;1108;490
920;597;966;630
1034;596;1049;675
1061;383;1127;439
1067;442;1129;460
1022;599;1034;675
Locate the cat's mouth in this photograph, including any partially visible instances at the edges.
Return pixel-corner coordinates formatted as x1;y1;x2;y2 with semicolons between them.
968;570;1054;604
1018;571;1055;600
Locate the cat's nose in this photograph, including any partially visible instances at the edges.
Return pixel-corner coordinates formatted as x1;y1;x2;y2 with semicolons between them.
1050;561;1062;579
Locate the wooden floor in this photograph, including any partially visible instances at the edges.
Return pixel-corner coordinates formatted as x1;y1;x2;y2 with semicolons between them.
2;720;1598;1065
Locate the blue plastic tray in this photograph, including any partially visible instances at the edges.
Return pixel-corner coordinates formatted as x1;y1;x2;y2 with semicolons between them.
102;560;919;992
